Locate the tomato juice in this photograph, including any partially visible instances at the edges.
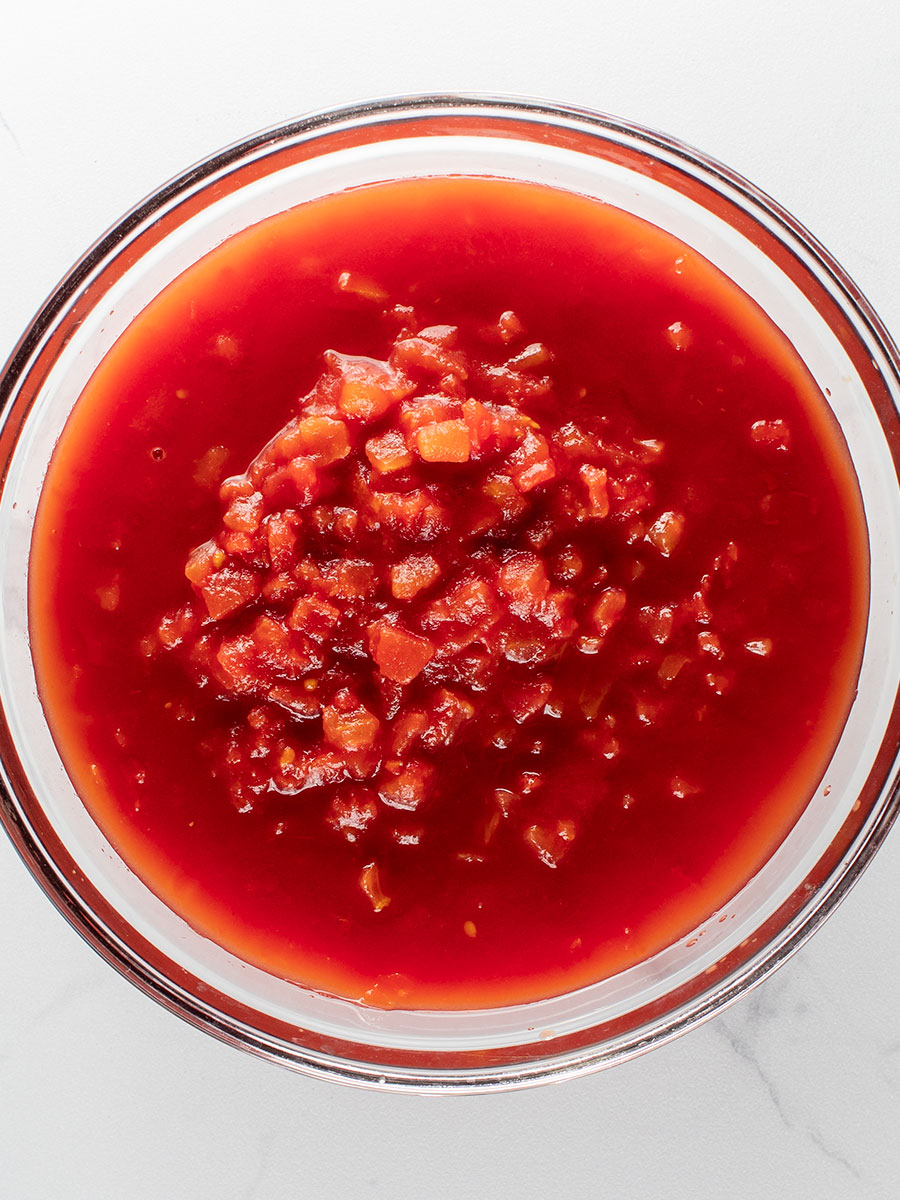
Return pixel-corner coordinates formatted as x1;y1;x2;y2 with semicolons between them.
29;177;868;1008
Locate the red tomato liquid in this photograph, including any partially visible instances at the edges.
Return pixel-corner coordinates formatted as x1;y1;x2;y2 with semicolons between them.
29;178;868;1009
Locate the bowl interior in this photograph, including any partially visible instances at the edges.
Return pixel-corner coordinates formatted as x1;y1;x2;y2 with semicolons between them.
2;98;899;1089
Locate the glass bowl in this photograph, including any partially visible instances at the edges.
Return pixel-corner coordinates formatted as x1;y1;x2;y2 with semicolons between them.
2;94;899;1093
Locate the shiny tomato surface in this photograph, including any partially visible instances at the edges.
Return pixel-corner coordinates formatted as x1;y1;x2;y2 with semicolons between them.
30;178;867;1007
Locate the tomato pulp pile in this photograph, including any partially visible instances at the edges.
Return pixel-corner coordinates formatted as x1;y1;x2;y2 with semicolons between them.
30;178;867;1008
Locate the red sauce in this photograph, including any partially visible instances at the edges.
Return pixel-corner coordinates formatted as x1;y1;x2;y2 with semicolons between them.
29;177;868;1009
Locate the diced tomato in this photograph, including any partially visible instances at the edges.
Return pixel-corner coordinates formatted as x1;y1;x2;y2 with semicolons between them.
420;688;475;748
685;587;713;625
193;445;230;489
639;604;675;645
524;819;576;868
553;421;598;459
645;511;685;557
260;458;318;506
534;589;577;637
415;324;459;347
197;563;259;620
320;559;376;600
633;438;665;464
157;604;198;650
265;513;298;572
276;746;348;793
336;271;388;301
658;652;691;687
483;364;552;404
508;429;556;493
398;395;458;439
219;474;255;505
750;418;791;453
390;709;428;755
424;576;499;628
262;566;297;604
665;320;693;351
322;701;381;752
268;685;321;719
461;398;494;452
497;309;524;342
365;430;413;474
184;539;223;586
391;336;467;380
552;545;584;582
498;551;550;615
481;473;528;523
745;637;773;657
634;693;663;725
278;415;351;465
524;518;555;551
368;619;435;683
507;342;553;370
327;351;413;421
222;530;254;556
327;786;379;841
309;505;359;541
370;489;447;540
287;592;341;641
503;678;553;724
704;670;734;696
590;587;627;636
377;760;435;811
358;860;391;911
697;630;724;658
414;420;471;463
578;464;609;518
215;632;263;693
390;554;441;601
252;615;321;678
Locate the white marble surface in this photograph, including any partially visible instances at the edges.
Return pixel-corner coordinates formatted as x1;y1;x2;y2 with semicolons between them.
2;2;900;1196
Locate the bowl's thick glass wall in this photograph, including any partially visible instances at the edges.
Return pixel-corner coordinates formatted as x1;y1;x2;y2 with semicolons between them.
1;96;899;1092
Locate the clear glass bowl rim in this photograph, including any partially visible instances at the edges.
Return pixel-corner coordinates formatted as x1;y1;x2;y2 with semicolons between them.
1;91;899;1093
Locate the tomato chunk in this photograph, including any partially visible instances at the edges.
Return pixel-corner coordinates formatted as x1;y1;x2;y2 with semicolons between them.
390;554;441;601
414;420;472;463
197;563;259;620
365;430;414;474
368;620;435;683
322;700;381;752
